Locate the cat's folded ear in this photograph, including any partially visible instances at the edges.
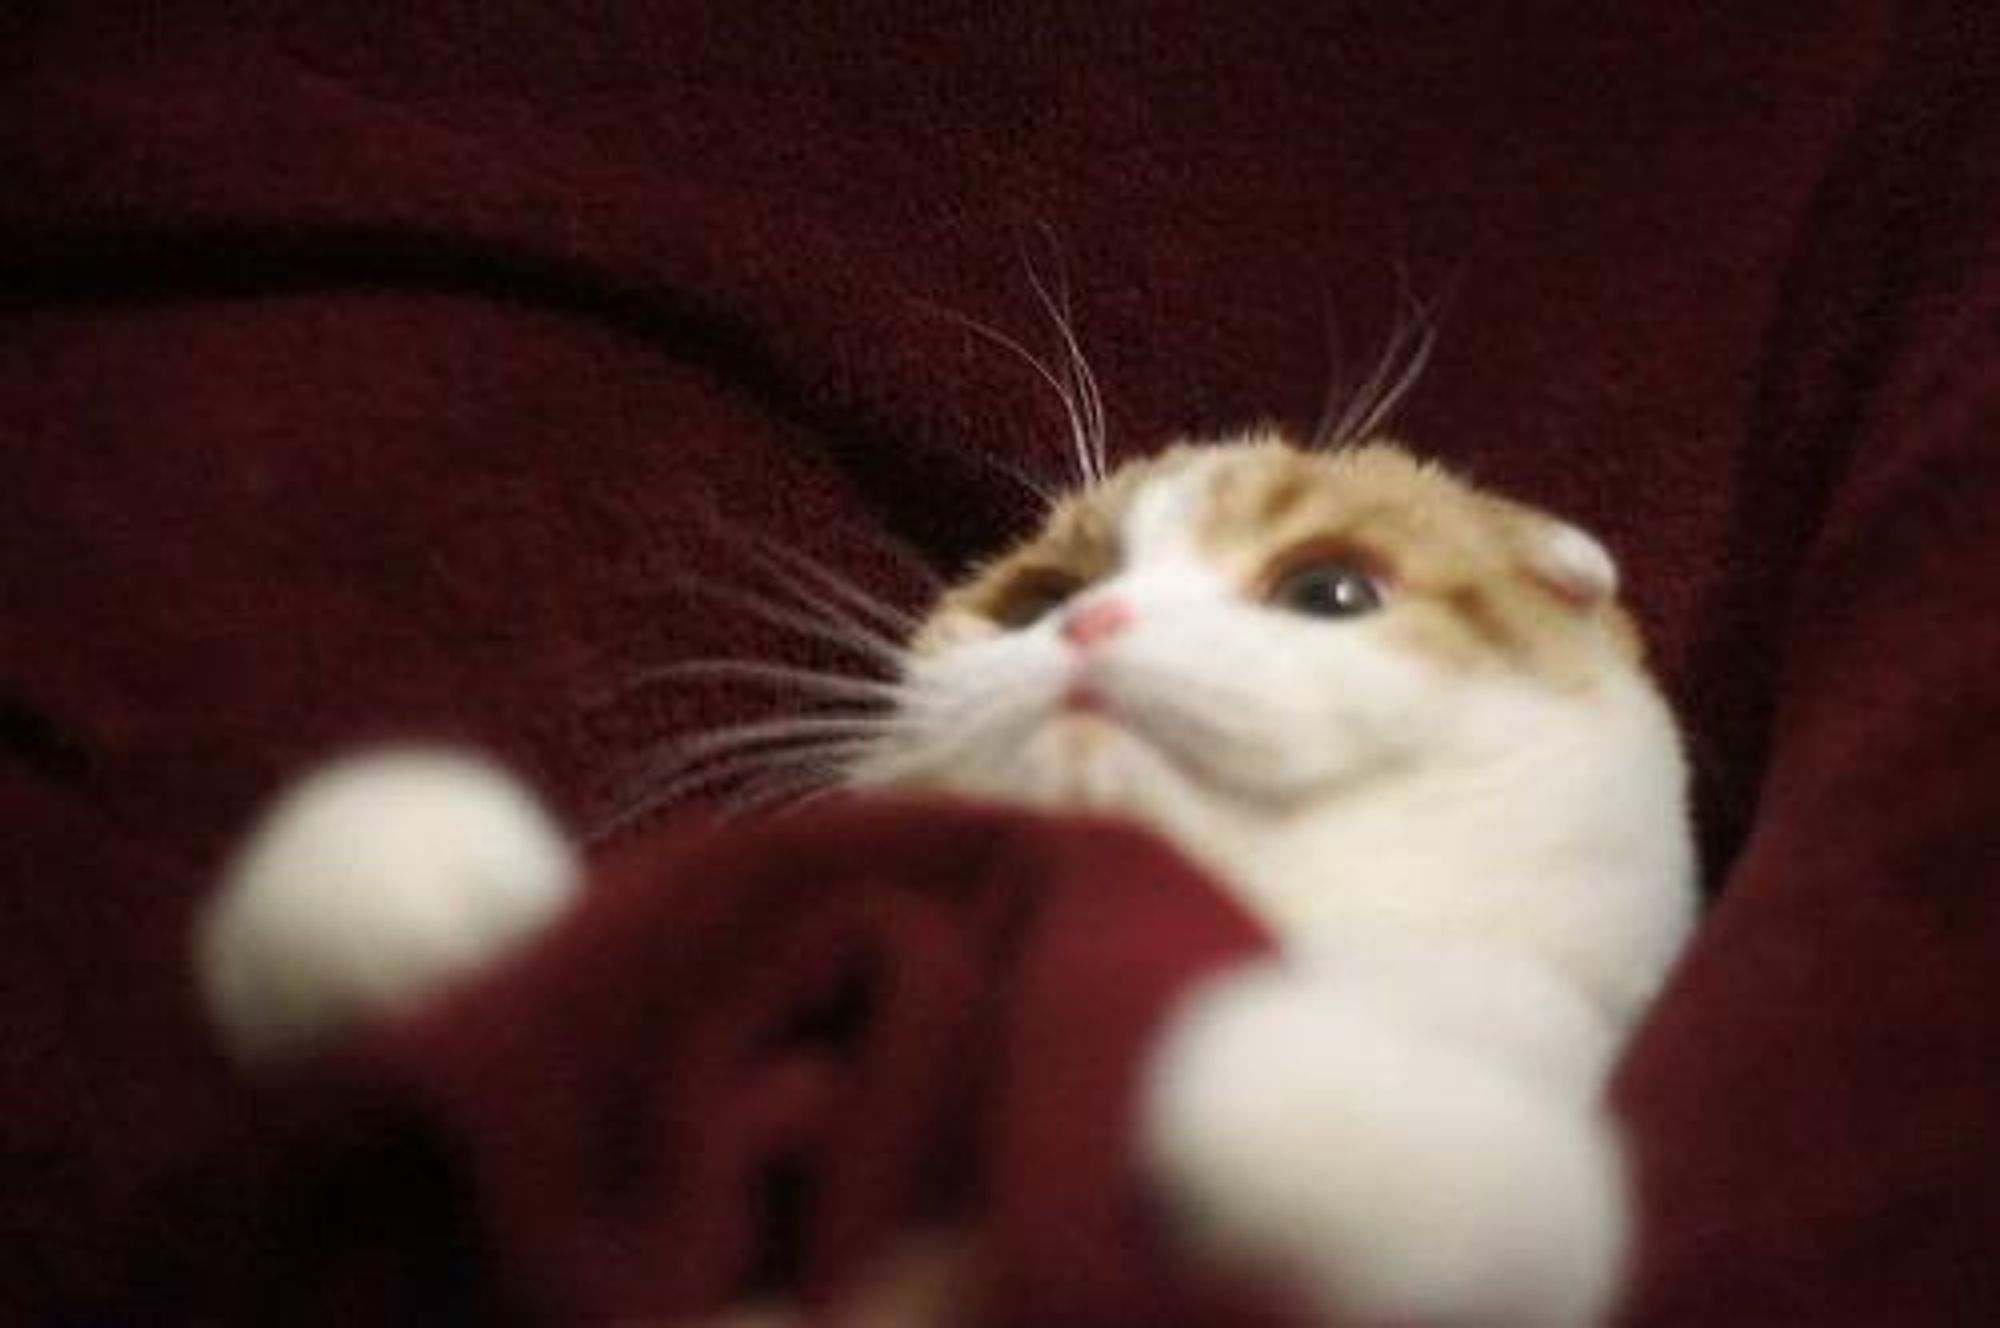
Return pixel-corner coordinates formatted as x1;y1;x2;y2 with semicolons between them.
1510;512;1620;609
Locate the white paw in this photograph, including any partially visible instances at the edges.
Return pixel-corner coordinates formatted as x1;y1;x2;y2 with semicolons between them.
1141;961;1629;1328
196;748;579;1067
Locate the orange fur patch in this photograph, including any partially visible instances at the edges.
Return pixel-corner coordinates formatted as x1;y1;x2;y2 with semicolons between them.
919;434;1645;686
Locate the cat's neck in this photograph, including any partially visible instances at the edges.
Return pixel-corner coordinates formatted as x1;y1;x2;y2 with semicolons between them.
1159;670;1694;1031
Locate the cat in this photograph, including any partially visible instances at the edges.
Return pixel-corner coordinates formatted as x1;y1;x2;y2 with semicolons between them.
197;430;1697;1328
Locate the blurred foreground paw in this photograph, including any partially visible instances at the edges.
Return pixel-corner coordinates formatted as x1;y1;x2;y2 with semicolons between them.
196;748;578;1067
1142;960;1629;1328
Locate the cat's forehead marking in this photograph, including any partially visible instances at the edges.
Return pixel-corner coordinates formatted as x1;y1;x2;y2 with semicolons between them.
1059;439;1447;576
1199;444;1445;547
1110;439;1637;682
921;434;1643;682
1119;448;1232;565
1102;440;1442;572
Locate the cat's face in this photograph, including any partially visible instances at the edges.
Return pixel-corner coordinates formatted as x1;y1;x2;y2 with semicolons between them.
848;432;1643;831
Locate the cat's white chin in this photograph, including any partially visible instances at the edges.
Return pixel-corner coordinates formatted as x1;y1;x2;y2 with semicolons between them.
974;705;1225;823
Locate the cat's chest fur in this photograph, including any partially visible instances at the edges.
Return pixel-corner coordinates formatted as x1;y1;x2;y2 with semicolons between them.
1207;662;1693;1028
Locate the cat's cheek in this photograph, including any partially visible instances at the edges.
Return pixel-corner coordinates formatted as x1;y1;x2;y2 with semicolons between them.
1259;642;1456;790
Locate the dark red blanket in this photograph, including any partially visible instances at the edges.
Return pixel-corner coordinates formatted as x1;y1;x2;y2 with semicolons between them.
91;804;1279;1326
4;4;1997;1325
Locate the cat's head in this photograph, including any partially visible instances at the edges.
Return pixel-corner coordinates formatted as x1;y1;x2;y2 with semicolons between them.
847;431;1649;831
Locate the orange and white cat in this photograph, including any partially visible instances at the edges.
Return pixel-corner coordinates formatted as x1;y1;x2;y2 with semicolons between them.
199;431;1696;1328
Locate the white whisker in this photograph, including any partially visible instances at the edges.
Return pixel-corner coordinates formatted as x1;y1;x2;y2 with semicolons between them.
657;738;869;798
1024;258;1109;485
603;659;904;706
655;575;909;668
1345;314;1436;444
958;445;1064;509
842;673;1049;789
587;735;872;842
583;514;928;835
673;741;859;799
737;531;923;637
607;714;891;809
652;713;902;768
926;302;1098;490
715;770;850;821
1311;303;1353;451
1316;290;1439;449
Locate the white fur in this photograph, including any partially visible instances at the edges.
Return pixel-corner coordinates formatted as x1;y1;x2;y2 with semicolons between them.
197;748;578;1066
1144;959;1628;1328
857;445;1697;1326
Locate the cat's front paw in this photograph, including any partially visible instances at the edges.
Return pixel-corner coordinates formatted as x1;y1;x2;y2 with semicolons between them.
1141;961;1628;1328
196;748;579;1067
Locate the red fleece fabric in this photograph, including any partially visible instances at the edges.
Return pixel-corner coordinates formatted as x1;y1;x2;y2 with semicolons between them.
3;4;1997;1325
88;804;1276;1326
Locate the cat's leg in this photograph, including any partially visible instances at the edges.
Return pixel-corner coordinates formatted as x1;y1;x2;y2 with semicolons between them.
196;748;579;1067
1140;957;1629;1328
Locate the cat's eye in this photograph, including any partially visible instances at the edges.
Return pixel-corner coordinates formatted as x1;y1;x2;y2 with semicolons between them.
1268;560;1385;618
990;569;1085;629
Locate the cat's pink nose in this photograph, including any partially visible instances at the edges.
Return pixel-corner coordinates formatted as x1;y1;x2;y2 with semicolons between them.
1061;597;1133;647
